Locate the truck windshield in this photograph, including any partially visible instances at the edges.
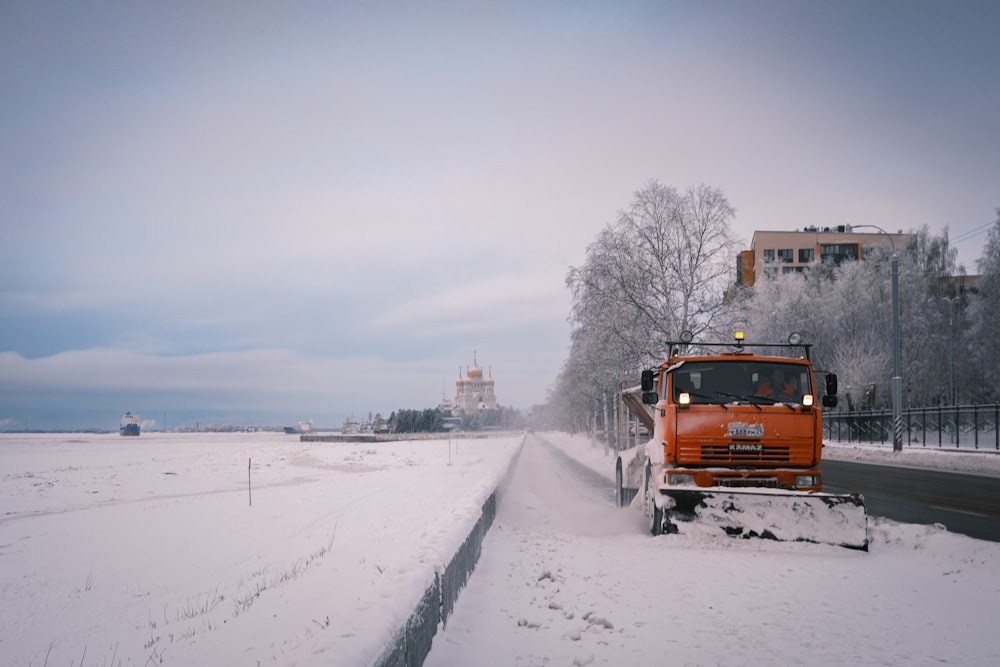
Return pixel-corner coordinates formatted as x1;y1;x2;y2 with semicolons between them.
670;361;812;405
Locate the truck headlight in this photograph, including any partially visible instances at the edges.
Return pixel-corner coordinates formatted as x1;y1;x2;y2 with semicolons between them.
667;473;694;486
678;392;691;405
796;475;819;487
802;394;814;407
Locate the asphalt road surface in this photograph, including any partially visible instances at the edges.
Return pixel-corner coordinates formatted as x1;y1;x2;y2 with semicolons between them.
821;459;1000;542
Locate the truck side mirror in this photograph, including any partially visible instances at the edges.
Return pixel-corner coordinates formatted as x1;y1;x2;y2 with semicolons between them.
822;395;838;408
642;391;658;405
641;370;655;392
825;373;838;396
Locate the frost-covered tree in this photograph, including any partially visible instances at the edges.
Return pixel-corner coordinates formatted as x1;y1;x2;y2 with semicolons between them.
554;188;984;423
567;181;738;356
553;181;740;430
738;225;963;409
740;260;892;409
895;226;964;406
968;211;1000;401
620;182;740;341
557;250;647;440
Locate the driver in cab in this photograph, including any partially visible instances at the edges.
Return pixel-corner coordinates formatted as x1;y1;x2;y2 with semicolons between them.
757;367;796;401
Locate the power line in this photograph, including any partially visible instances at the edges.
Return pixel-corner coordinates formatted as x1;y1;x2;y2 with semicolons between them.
952;219;996;244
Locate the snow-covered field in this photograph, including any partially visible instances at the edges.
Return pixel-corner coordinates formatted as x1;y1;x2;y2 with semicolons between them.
3;431;1000;666
1;431;522;666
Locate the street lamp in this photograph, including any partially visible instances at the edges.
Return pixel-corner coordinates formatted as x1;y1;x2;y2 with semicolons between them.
851;224;903;452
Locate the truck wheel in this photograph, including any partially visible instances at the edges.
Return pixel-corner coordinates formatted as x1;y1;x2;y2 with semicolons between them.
650;502;664;536
616;461;624;507
645;461;663;536
643;460;651;507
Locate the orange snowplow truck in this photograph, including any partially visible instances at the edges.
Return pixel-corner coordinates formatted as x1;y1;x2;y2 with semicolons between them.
616;331;868;550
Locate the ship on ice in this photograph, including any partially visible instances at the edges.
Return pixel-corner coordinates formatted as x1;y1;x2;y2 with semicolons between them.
120;412;141;436
283;420;313;435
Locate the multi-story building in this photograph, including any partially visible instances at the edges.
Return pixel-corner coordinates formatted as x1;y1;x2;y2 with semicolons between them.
737;225;911;287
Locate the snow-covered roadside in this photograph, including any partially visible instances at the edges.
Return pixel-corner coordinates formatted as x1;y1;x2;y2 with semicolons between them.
426;434;1000;666
822;440;1000;476
0;432;522;666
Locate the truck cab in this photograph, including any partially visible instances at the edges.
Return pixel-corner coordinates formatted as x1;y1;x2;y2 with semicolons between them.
618;331;839;502
615;332;866;548
644;353;825;491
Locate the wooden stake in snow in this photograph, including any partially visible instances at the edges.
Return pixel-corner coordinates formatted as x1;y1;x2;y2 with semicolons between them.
248;457;252;507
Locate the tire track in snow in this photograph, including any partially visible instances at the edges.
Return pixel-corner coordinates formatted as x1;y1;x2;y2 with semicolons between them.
425;435;649;666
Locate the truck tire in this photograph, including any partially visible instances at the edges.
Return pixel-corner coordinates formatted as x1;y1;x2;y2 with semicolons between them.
616;460;624;507
645;461;663;536
650;502;664;536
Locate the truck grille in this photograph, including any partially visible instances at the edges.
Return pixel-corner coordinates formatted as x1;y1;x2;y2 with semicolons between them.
717;477;780;488
700;443;790;463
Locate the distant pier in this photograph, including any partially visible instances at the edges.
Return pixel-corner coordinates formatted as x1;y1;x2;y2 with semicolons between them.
300;431;515;443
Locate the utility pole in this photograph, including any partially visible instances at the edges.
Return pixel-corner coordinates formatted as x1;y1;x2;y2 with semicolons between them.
853;225;903;452
891;251;902;451
942;296;958;405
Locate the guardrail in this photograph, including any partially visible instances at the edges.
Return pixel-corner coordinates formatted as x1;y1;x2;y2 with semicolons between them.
824;404;1000;450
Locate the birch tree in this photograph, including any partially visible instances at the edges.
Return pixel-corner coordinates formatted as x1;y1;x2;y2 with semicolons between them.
553;181;740;428
895;226;963;406
619;182;740;341
741;225;964;408
567;181;739;359
813;258;893;409
969;211;1000;401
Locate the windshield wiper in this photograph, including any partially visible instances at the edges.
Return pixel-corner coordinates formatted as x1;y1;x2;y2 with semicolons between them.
749;394;799;410
716;391;762;410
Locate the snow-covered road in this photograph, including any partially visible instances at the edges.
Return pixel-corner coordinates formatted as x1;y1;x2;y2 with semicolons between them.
426;433;1000;666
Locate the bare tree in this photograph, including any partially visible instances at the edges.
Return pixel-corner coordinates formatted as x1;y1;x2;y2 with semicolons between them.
553;181;740;429
617;182;740;341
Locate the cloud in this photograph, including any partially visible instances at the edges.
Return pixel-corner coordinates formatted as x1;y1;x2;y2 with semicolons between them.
3;2;998;429
0;347;410;396
369;270;568;335
0;345;552;421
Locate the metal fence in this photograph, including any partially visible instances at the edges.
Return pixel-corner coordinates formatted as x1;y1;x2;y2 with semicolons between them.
824;404;1000;450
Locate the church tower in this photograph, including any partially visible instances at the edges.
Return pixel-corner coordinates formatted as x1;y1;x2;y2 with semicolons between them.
451;351;498;414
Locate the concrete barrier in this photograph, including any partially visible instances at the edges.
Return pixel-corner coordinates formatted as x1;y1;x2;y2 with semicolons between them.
371;434;525;667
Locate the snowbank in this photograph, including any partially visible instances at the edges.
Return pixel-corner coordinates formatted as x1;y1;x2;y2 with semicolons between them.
822;440;1000;476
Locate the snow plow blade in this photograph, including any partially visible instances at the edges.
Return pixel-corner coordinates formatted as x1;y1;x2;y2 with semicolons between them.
653;488;869;551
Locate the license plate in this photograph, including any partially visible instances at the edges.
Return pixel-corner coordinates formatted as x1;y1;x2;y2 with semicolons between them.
727;422;764;437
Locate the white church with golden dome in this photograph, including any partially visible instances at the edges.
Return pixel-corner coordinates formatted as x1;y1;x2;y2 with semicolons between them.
445;352;498;415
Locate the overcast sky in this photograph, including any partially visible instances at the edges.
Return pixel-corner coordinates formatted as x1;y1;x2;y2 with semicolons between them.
2;1;998;430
